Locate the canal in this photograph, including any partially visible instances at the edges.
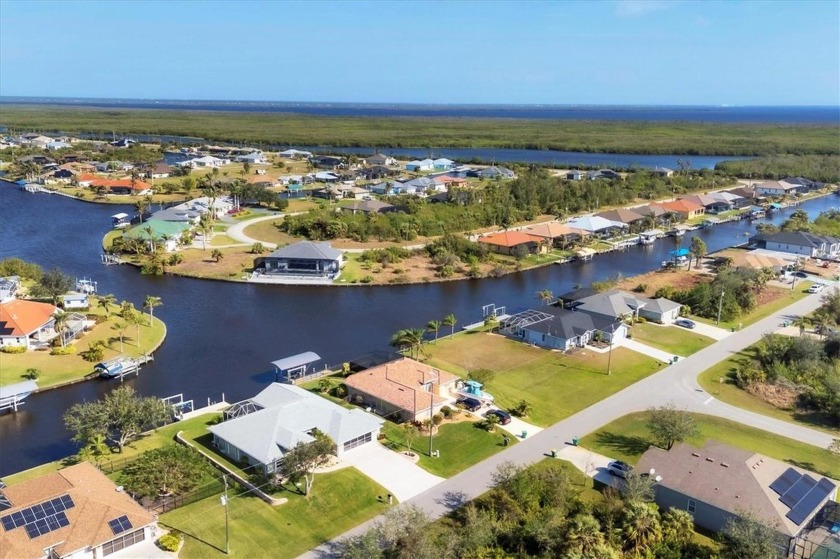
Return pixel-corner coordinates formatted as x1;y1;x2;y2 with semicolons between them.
1;185;837;475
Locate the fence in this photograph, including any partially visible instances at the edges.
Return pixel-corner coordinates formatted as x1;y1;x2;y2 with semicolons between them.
149;478;226;515
96;455;141;475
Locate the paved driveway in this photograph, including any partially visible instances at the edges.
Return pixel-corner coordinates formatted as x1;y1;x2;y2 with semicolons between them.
617;338;676;362
681;320;732;341
340;442;444;503
555;446;621;488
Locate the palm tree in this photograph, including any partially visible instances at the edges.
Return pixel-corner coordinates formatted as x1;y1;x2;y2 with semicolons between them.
389;328;425;359
211;249;223;263
565;513;605;556
537;289;554;306
793;315;809;337
134;198;148;224
143;295;162;323
53;311;69;348
111;321;127;352
443;314;457;338
97;293;116;317
427;320;442;343
622;502;662;555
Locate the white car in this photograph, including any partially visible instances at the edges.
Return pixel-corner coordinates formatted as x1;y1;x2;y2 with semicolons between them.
807;284;825;293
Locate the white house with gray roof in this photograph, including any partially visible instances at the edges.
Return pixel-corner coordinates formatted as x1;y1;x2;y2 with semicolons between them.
571;289;682;325
252;241;343;282
210;383;384;475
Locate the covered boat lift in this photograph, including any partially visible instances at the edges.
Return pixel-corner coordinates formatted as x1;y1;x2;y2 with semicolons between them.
0;380;38;413
272;351;321;382
111;212;131;228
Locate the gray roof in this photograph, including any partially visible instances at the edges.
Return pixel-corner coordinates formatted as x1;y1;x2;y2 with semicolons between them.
151;208;200;222
574;289;649;319
344;199;395;213
267;241;342;261
635;296;681;314
209;384;383;466
521;307;621;339
753;231;840;249
271;352;321;371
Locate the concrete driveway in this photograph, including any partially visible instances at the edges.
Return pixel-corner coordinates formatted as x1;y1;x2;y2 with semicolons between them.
677;320;732;341
340;442;444;503
555;446;622;488
617;338;676;362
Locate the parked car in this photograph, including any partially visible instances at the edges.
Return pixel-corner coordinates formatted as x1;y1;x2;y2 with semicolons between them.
608;460;633;479
807;283;825;293
457;397;482;412
675;318;696;329
793;271;809;279
485;409;512;425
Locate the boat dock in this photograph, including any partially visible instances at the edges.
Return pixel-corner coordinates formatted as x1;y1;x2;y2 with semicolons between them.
0;380;38;413
94;355;154;381
101;254;125;265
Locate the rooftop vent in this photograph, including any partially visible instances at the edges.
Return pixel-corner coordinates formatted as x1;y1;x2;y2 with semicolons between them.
691;452;700;457
706;457;715;463
721;463;729;468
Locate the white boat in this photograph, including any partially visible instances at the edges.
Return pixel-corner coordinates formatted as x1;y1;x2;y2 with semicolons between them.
639;229;662;245
455;380;494;403
75;278;97;294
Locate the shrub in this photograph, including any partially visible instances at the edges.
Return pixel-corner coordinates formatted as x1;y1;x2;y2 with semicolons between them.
1;345;27;354
50;346;77;355
157;533;181;552
432;413;444;426
635;316;647;324
23;368;40;380
333;384;348;399
488;266;507;278
250;242;267;254
440;406;452;418
633;283;648;293
168;253;183;266
360;275;374;283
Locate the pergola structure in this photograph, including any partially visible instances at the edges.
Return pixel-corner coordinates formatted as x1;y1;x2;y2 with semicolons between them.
272;351;322;382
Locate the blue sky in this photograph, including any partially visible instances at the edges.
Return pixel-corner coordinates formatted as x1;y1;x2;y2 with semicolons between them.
1;0;838;105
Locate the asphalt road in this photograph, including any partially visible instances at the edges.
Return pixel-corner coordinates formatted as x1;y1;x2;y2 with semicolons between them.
300;289;836;558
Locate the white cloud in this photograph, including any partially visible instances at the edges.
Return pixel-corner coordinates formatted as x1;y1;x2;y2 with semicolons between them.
614;0;670;18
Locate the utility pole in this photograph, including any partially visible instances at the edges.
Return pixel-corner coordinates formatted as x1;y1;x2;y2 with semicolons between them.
791;256;800;291
220;475;230;555
606;324;615;375
428;369;438;456
716;289;726;325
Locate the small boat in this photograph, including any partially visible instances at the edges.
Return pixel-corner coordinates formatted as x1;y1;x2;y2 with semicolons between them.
75;278;97;294
455;379;494;403
95;356;153;379
639;229;662;245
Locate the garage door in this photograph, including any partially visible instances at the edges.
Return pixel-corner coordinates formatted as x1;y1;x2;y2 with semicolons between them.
343;432;372;452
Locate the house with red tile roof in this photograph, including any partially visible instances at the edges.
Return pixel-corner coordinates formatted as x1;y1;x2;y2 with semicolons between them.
0;299;58;350
76;174;152;195
661;199;705;220
344;358;460;422
478;230;544;256
0;462;157;559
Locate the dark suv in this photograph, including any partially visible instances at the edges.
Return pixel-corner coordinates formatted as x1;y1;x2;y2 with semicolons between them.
457;397;482;412
485;409;512;425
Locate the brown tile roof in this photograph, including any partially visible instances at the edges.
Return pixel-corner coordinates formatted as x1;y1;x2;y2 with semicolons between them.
77;174;151;192
0;462;155;559
344;358;458;415
526;222;589;239
595;208;647;224
662;199;703;213
478;230;541;248
0;300;56;337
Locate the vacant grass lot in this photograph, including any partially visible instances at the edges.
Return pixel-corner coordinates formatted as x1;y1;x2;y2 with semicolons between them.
423;333;661;427
382;420;513;477
0;301;167;388
628;322;715;356
691;284;813;331
581;412;840;479
161;467;389;559
697;346;839;435
242;219;298;246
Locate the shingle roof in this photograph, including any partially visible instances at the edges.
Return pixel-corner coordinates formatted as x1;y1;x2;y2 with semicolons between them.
478;230;540;248
662;199;704;213
209;384;383;465
566;215;627;232
0;300;56;337
595;208;647;224
0;462;155;559
344;358;459;415
526;222;589;239
266;241;342;260
753;231;840;248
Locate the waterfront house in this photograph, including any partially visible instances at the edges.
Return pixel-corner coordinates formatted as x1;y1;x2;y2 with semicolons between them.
587;169;621;180
478;230;544;256
566;215;628;237
344;357;460;422
637;441;838;555
749;231;840;259
95;161;134;173
367;153;397;166
433;158;455;170
45;141;72;151
16;154;55;167
148;162;172;179
209;383;383;475
727;186;764;204
566;170;584;181
501;306;623;350
253;241;343;279
61;292;90;310
88;178;152;196
123;220;192;252
357;165;397;180
150;207;202;225
310;155;345;169
651;166;675;178
341;199;397;215
661;199;705;220
235;151;268;164
756;179;802;197
0;299;58;350
405;158;434;172
314;171;341;183
109;138;137;148
784;176;826;192
525;222;589;248
45;169;76;184
0;462;157;559
708;191;746;211
595;208;648;227
18;133;55;147
278;148;314;159
477;166;516;180
568;288;682;325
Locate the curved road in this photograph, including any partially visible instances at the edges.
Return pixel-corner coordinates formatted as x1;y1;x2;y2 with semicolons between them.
301;288;837;558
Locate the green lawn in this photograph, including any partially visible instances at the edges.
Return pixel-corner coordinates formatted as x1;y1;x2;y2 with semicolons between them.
5;413;220;484
209;233;238;246
691;284;812;331
161;467;389;559
627;322;714;356
581;412;840;479
697;345;840;435
0;299;167;389
423;333;662;427
382;420;514;477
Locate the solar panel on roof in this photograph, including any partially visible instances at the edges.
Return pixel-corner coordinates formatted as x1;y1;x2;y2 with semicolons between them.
782;475;818;507
108;515;133;535
787;478;837;526
22;511;69;539
1;495;75;539
1;515;15;531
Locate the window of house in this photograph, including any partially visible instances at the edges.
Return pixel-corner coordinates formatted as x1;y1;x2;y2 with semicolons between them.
687;499;696;514
102;528;145;556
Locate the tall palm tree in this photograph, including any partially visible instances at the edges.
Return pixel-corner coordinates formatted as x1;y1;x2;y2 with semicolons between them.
565;513;605;556
443;314;457;338
134;198;148;224
111;321;127;352
537;289;554;306
622;502;662;555
427;320;442;343
53;311;69;348
793;315;809;337
143;295;163;323
97;293;116;317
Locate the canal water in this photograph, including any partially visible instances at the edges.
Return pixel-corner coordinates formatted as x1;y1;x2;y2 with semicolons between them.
1;185;837;475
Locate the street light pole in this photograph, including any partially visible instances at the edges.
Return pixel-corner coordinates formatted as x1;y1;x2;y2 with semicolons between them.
607;324;615;376
220;475;230;555
428;369;438;456
716;289;726;325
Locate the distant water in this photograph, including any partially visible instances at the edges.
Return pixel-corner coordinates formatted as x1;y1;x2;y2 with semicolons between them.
2;97;838;124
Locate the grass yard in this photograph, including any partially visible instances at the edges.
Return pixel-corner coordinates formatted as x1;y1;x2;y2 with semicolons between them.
209;233;238;246
423;333;662;427
581;412;840;479
0;300;167;389
161;467;389;559
242;219;299;246
382;420;514;478
697;346;840;435
691;284;813;331
627;322;715;356
5;413;220;483
166;246;255;280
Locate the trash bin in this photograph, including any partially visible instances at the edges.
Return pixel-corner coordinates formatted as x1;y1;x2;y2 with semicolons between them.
521;430;528;439
550;449;557;458
572;436;579;446
672;356;679;364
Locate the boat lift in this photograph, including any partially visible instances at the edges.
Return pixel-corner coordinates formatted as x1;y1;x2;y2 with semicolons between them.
94;355;153;381
0;380;38;413
162;393;194;420
272;351;322;383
